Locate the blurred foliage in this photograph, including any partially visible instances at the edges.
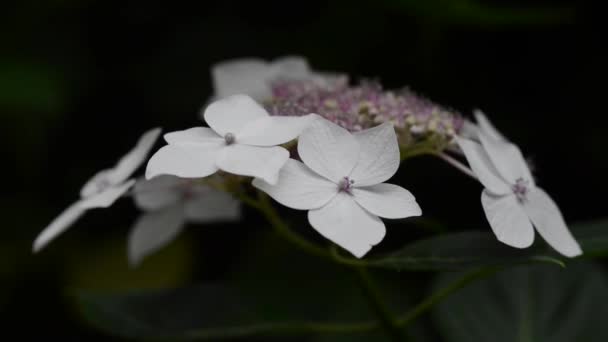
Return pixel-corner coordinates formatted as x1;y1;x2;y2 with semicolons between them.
433;261;608;342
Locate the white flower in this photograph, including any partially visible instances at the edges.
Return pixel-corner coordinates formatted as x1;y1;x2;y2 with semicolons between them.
211;56;311;101
457;117;582;257
33;128;162;252
146;94;317;184
253;118;422;258
128;175;240;266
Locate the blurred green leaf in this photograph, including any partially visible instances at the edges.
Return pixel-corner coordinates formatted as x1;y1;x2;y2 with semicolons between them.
384;0;575;28
371;219;608;271
75;233;421;340
431;262;608;342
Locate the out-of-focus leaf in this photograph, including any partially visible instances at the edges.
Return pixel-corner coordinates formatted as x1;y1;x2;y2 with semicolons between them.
370;219;608;271
384;0;574;28
75;233;421;340
431;262;608;342
66;234;194;291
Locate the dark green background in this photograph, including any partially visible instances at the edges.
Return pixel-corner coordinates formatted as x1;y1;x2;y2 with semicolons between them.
1;0;605;340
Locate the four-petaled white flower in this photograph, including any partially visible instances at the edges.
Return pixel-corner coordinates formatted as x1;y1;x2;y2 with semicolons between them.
33;128;162;252
457;114;582;257
146;94;317;184
129;175;240;266
253;118;422;258
211;56;312;101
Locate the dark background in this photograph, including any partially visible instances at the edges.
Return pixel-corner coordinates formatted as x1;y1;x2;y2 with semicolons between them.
1;0;605;340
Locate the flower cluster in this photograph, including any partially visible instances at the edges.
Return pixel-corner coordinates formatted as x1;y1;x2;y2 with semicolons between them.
33;56;582;266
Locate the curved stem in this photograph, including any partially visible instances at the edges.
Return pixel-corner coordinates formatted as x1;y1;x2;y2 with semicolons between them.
354;267;409;341
436;152;478;180
396;267;499;326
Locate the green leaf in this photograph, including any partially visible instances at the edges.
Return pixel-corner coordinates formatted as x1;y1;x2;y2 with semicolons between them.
74;233;414;340
370;219;608;271
431;262;608;342
371;231;564;271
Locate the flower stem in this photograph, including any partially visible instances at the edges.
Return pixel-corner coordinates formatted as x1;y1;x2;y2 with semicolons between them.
396;267;498;327
436;152;478;180
354;266;409;341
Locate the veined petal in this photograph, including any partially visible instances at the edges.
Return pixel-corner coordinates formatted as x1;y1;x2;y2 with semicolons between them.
33;201;86;252
352;183;421;219
481;190;535;249
164;127;222;145
253;159;338;210
79;179;135;209
237;114;319;146
133;176;182;211
128;204;186;267
457;137;511;195
211;58;272;100
297;118;359;183
185;189;241;223
349;123;400;186
478;132;534;186
106;127;162;185
308;192;385;258
145;144;222;179
523;188;582;257
203;95;269;137
474;109;507;142
216;144;289;184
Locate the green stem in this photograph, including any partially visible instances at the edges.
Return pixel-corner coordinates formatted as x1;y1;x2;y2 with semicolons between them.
396;267;499;326
354;267;409;341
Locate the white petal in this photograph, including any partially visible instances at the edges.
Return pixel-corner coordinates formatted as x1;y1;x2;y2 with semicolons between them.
478;131;534;186
237;114;319;146
252;159;338;210
184;189;241;223
128;204;186;267
297;118;359;183
523;188;582;257
481;190;535;249
80;169;113;198
79;179;135;209
271;56;310;78
133;176;182;211
164;127;222;145
216;144;289;184
474;109;507;142
203;95;269;137
308;192;385;258
352;183;421;219
211;58;272;100
33;201;86;252
145;144;222;179
457;137;511;195
349;123;400;186
106;127;162;184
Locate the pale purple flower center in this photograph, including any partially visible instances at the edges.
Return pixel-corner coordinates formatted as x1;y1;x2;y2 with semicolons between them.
265;78;462;137
338;176;355;193
224;132;236;145
512;178;530;203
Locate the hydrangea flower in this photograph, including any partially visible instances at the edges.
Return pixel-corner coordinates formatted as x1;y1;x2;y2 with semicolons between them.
146;94;318;184
129;175;240;266
33;128;161;252
457;116;582;257
253;118;422;258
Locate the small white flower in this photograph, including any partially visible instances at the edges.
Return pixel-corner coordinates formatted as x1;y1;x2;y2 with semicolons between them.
457;116;582;257
128;175;240;266
33;128;162;252
253;118;422;258
146;94;317;184
211;56;312;101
